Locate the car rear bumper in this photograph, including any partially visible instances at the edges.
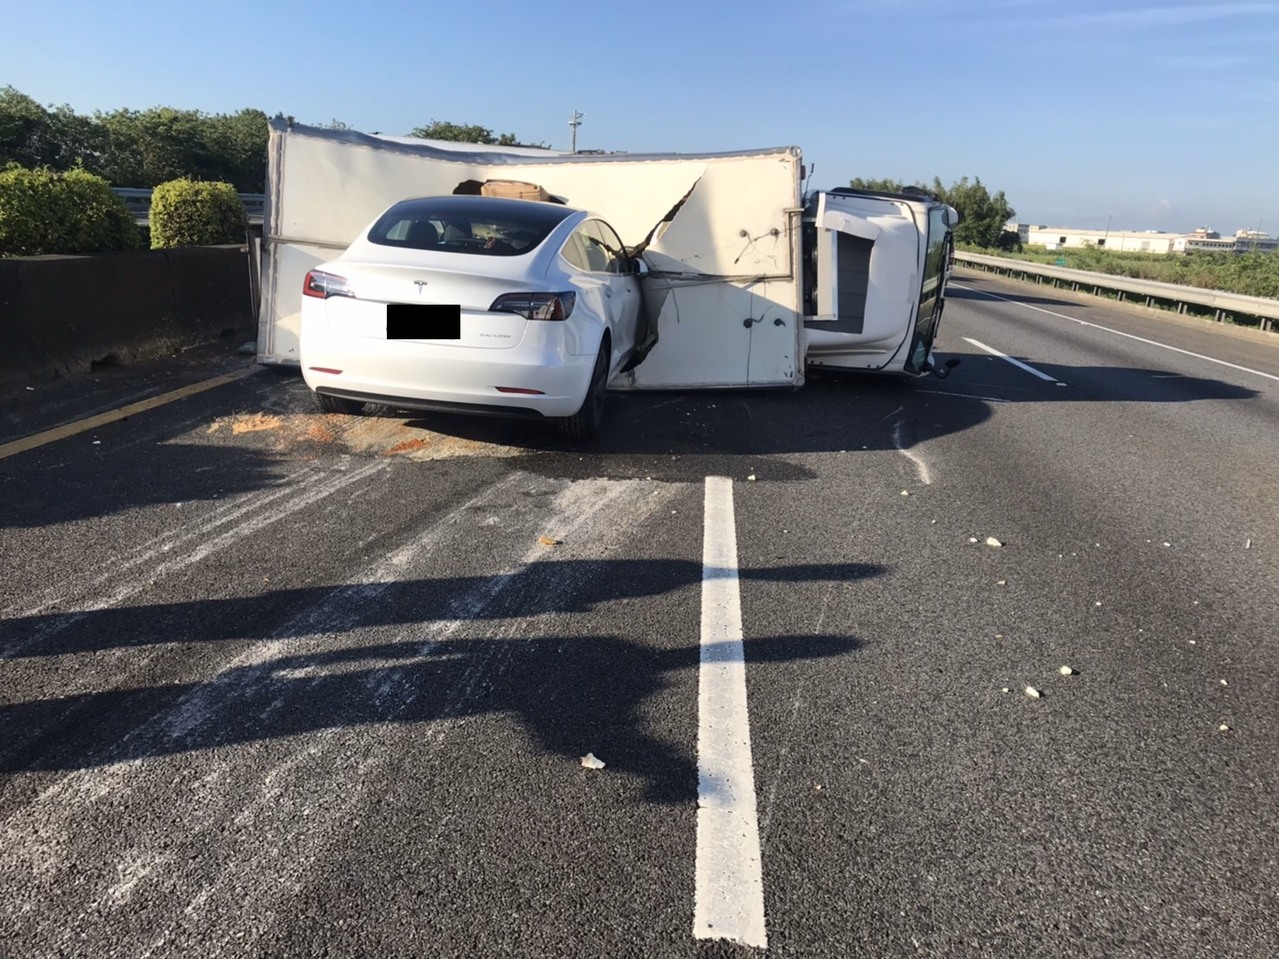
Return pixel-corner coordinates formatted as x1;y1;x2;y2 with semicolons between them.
301;322;596;418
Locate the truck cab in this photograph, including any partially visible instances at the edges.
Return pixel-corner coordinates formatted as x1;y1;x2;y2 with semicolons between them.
802;188;957;375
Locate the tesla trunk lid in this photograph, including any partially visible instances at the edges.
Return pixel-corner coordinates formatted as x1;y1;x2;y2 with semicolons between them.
322;264;532;349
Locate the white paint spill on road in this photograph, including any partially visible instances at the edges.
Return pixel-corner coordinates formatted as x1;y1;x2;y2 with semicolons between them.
963;337;1064;384
136;475;674;956
891;421;933;486
4;473;680;956
912;389;1010;403
951;282;1279;384
2;460;389;662
694;476;767;949
2;465;319;619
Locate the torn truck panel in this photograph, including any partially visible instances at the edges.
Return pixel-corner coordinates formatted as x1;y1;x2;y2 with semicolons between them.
258;121;804;389
630;177;702;259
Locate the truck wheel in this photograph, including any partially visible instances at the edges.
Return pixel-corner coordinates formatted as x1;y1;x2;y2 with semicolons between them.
316;393;366;415
559;341;609;441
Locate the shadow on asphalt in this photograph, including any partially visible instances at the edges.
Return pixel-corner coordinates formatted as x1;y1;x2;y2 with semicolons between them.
1;561;885;659
946;285;1081;308
0;441;288;529
0;348;1260;526
0;559;877;800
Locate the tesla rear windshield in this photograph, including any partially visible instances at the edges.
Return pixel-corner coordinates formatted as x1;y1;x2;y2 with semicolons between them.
368;196;574;257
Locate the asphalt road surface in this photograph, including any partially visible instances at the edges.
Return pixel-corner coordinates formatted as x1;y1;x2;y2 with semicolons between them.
2;271;1277;958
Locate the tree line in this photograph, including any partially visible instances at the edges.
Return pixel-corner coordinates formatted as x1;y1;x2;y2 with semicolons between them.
2;86;1018;244
0;87;546;194
848;176;1018;250
1;87;270;193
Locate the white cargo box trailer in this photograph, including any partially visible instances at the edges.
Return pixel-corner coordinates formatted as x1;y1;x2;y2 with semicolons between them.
257;120;954;391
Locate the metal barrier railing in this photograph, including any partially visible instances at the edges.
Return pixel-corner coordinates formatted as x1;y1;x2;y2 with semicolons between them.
111;187;265;223
954;251;1279;332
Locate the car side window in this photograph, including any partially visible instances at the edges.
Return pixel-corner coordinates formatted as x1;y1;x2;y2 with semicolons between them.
561;228;592;271
585;220;627;274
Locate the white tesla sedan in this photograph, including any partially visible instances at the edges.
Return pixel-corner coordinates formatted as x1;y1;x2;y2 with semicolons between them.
300;195;647;439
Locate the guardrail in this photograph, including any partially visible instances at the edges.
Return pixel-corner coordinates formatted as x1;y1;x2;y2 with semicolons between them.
111;187;265;224
954;251;1279;333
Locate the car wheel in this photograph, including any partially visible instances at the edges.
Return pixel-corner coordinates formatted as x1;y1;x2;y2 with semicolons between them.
559;340;609;441
316;392;366;415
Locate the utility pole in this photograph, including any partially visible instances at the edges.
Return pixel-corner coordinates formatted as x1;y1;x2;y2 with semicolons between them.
568;109;584;153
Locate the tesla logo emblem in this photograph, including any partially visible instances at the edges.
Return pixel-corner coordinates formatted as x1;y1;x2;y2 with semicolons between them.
414;281;429;294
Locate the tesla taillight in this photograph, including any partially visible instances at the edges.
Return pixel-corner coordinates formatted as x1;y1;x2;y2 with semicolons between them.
489;292;575;321
303;270;355;299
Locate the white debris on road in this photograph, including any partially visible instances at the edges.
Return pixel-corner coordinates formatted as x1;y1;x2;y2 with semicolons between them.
580;752;606;770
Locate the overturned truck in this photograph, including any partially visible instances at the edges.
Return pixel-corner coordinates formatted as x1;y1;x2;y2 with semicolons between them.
257;120;956;394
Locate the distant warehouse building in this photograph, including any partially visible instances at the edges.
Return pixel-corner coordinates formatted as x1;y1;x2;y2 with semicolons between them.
1007;225;1277;255
1173;229;1277;254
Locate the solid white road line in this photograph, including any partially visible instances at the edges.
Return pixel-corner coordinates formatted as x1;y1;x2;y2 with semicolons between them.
952;282;1279;384
963;337;1065;385
694;476;767;948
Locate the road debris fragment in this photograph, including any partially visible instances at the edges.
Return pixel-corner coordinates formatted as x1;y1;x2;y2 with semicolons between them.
994;634;1004;641
538;535;562;547
996;579;1007;586
747;474;757;481
1025;686;1042;699
1218;724;1231;733
986;537;1002;548
901;490;910;497
1001;687;1010;694
1245;538;1251;550
1220;679;1228;686
580;752;606;769
1059;666;1076;676
969;537;978;544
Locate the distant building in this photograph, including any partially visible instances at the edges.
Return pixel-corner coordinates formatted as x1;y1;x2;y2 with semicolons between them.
1005;223;1277;255
1023;226;1177;253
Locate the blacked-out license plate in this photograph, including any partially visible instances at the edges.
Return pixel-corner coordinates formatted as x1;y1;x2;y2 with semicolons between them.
386;304;461;339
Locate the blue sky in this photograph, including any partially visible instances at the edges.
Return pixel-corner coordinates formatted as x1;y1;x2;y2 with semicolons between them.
7;0;1278;234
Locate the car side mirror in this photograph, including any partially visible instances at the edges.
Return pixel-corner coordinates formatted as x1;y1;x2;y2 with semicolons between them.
631;258;650;277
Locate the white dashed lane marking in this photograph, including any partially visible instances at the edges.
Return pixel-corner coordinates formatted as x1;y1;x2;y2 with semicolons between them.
963;337;1067;386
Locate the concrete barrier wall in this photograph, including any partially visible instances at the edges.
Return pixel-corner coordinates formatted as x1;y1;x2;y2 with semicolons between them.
0;246;254;387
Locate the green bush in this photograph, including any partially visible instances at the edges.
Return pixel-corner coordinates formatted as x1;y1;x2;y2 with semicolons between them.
0;164;139;255
149;178;246;249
